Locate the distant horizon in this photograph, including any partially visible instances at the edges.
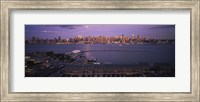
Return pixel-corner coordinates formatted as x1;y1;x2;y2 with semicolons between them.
26;35;175;40
25;24;175;40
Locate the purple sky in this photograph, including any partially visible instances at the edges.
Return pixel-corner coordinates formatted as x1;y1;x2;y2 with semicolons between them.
25;24;175;39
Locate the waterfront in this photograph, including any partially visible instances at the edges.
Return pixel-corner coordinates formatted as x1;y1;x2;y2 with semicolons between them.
25;44;175;77
26;44;175;65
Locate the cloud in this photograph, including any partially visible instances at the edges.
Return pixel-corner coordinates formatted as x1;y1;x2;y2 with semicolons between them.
40;30;59;33
59;25;83;29
150;25;175;29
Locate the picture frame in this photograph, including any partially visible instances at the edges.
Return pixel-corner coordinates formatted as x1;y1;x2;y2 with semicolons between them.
1;0;199;101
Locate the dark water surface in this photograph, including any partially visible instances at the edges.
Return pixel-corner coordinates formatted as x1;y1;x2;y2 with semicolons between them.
26;44;175;65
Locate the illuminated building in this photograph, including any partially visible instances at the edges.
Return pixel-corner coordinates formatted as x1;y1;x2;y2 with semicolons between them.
132;34;134;40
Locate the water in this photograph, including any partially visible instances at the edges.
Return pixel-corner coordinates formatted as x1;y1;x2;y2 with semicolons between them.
25;44;175;65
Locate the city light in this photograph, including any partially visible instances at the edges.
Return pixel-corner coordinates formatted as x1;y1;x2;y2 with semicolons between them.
25;25;175;77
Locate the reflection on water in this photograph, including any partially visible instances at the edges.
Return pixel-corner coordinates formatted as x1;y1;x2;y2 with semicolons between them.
26;44;175;65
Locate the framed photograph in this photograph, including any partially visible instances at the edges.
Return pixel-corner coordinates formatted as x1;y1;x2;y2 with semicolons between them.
1;0;199;101
25;24;175;77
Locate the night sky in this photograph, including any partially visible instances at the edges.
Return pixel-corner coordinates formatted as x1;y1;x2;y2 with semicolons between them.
25;24;175;39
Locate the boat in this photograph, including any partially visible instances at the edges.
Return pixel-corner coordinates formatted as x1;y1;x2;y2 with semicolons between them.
72;50;81;54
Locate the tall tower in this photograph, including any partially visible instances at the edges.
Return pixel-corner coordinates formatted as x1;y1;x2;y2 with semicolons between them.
58;36;61;42
132;34;134;40
137;34;140;41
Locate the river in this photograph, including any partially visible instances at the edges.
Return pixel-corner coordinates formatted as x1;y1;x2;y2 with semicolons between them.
25;44;175;65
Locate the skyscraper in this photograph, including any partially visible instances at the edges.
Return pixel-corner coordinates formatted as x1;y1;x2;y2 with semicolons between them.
137;34;140;41
132;34;134;40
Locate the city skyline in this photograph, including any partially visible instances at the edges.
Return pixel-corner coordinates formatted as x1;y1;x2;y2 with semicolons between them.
25;24;175;40
26;34;175;45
